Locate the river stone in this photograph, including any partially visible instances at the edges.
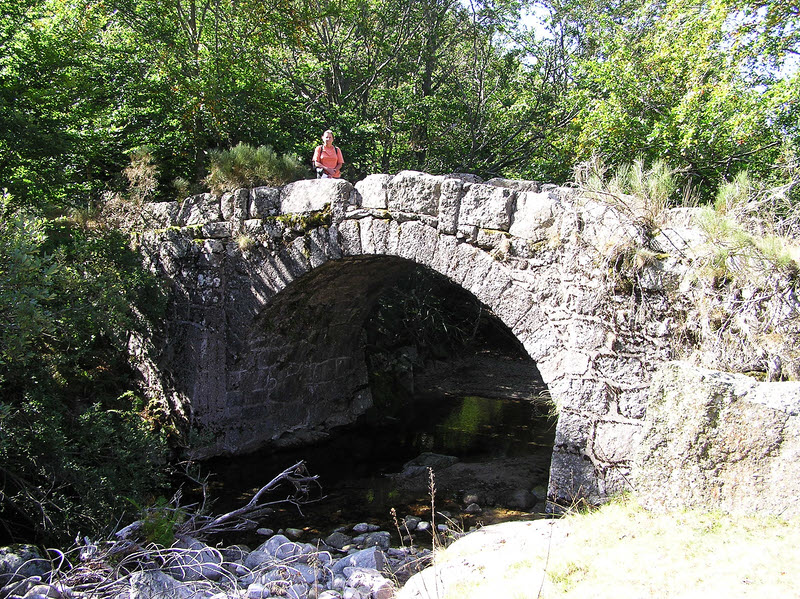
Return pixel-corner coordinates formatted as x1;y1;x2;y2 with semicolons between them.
21;583;60;598
359;531;391;550
400;452;459;476
464;503;482;514
403;516;420;531
0;546;49;585
285;528;304;540
343;588;367;599
331;547;386;576
243;550;272;570
325;531;353;549
352;523;379;533
259;534;306;560
166;535;224;581
344;567;395;599
128;570;194;599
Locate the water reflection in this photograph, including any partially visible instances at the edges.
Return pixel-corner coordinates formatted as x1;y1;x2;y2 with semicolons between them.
195;393;554;544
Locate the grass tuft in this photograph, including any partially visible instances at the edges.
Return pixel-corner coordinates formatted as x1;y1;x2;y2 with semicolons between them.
205;142;309;194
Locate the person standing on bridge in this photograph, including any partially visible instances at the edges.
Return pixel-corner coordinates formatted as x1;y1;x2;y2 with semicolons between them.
313;130;344;179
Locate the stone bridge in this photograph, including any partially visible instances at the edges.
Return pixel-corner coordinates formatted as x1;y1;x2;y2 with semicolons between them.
132;171;700;504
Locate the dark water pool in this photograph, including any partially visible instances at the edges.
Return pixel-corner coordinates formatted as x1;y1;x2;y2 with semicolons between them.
193;392;555;545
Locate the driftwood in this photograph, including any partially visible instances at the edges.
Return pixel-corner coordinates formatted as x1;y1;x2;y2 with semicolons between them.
111;460;322;545
175;460;321;539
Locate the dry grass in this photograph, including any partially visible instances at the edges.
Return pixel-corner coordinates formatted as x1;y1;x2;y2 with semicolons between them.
413;497;800;599
544;499;800;598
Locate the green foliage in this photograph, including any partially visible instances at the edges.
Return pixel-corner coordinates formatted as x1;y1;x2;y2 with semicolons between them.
556;0;798;200
0;198;170;544
0;193;57;371
3;0;798;205
205;142;309;194
130;496;186;547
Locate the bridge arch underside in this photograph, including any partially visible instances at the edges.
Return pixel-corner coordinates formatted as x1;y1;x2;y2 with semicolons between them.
218;255;545;451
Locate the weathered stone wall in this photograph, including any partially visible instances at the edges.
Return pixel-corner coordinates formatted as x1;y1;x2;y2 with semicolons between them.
132;170;799;506
633;361;800;516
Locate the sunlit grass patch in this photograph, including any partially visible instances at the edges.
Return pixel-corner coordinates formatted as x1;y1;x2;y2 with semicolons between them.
544;499;800;598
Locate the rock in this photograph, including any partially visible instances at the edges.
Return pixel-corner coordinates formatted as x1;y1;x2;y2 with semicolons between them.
462;492;480;505
352;523;379;534
415;521;431;533
331;547;386;576
258;534;307;560
325;531;353;550
387;171;443;216
243;550;272;570
402;516;420;532
250;186;280;218
506;489;536;510
633;361;800;517
178;193;222;225
141;202;179;228
355;174;392;209
400;452;459;476
508;189;559;241
344;567;394;599
256;527;274;537
459;183;516;231
360;532;391;550
285;528;305;540
22;584;61;598
280;179;352;215
165;535;225;581
0;546;49;585
464;502;482;514
221;188;249;222
128;570;195;599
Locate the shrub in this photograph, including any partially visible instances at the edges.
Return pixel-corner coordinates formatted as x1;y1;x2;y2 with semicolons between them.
0;197;171;544
205;142;309;194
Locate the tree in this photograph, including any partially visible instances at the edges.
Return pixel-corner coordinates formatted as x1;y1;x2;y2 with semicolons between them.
539;0;799;198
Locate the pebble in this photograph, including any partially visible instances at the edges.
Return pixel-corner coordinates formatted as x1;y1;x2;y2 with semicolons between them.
0;510;460;599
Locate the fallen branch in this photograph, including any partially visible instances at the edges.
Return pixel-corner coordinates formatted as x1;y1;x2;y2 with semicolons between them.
175;460;322;539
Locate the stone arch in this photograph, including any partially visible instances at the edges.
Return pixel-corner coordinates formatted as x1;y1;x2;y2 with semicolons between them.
137;173;662;504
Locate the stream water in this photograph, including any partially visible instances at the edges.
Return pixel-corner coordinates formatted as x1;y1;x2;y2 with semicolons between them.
195;389;555;547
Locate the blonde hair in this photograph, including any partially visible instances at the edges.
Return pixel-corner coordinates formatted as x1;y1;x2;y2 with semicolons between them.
324;129;335;138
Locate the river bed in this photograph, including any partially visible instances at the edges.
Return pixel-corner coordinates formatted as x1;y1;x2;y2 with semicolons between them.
194;388;555;547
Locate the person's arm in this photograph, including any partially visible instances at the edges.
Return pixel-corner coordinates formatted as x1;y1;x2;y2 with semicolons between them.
312;146;322;168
